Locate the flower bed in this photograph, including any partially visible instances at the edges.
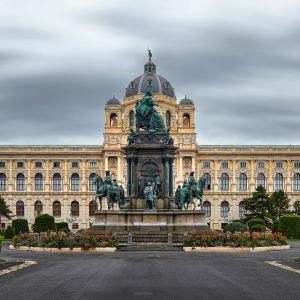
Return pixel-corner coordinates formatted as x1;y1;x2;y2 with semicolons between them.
11;232;118;251
183;232;288;248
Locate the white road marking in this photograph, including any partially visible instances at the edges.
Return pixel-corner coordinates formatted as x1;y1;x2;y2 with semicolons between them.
0;260;37;276
265;261;300;274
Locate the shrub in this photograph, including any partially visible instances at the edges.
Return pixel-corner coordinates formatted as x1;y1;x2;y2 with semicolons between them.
4;225;15;239
55;222;69;232
12;219;29;235
223;222;248;233
247;218;265;231
0;228;6;236
272;219;279;233
278;215;300;239
251;224;266;232
33;214;55;233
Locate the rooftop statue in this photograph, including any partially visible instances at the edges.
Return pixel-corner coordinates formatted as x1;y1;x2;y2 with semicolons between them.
135;89;166;133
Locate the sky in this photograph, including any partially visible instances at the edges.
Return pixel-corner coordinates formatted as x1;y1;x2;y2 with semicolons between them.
0;0;300;145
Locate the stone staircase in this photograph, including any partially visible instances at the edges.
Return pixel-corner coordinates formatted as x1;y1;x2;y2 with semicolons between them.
118;243;183;252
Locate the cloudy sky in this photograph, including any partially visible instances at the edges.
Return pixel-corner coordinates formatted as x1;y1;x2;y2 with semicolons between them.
0;0;300;145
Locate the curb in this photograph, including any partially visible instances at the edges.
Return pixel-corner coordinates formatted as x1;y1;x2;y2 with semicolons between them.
183;245;291;252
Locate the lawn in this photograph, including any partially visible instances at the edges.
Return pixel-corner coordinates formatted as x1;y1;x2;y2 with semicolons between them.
288;239;300;242
0;235;3;242
295;258;300;263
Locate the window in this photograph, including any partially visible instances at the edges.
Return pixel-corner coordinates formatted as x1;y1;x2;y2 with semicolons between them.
256;173;266;188
89;173;97;191
35;162;43;168
238;173;247;191
53;162;60;168
293;173;300;191
53;173;62;191
220;173;229;191
294;162;300;169
202;161;210;169
16;173;25;191
110;113;118;127
53;201;61;217
89;200;98;216
182;113;190;127
275;173;283;191
89;161;97;168
221;161;229;169
0;173;6;191
16;200;24;217
0;162;6;168
129;110;134;127
164;82;170;89
276;161;283;169
239;162;247;169
71;200;79;217
203;201;211;217
130;81;136;88
71;161;79;168
257;161;265;169
17;162;24;168
239;201;246;218
166;110;171;128
203;173;211;190
34;173;44;191
34;200;43;217
220;201;230;218
71;173;80;191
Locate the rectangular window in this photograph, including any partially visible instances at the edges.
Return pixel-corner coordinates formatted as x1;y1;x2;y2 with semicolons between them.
221;161;229;169
276;161;283;169
53;162;60;168
294;162;300;169
0;162;6;168
72;161;79;168
17;162;24;168
202;161;210;169
257;161;265;169
90;161;97;168
35;162;43;168
239;162;247;169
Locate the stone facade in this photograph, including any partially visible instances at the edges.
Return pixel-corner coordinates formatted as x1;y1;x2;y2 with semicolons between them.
1;56;300;230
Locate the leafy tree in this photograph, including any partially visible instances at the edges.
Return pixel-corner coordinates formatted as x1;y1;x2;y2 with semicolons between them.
4;225;15;239
268;190;289;220
0;195;12;226
33;214;55;233
12;219;29;234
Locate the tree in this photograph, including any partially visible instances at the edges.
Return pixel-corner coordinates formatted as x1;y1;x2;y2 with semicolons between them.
33;214;55;233
268;190;289;220
0;195;12;227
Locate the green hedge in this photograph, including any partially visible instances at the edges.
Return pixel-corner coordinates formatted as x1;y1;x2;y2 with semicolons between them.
12;219;29;235
223;222;248;233
278;215;300;239
4;225;15;239
55;222;69;232
33;214;55;233
272;219;279;233
247;218;265;231
251;224;266;232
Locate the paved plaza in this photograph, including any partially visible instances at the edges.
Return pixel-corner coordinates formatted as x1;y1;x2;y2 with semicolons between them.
0;242;300;300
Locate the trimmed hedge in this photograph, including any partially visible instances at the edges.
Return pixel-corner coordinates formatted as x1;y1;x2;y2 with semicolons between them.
247;218;265;231
278;215;300;239
33;214;55;233
4;225;15;239
55;222;69;232
272;219;279;233
223;222;248;233
12;219;29;235
251;224;266;232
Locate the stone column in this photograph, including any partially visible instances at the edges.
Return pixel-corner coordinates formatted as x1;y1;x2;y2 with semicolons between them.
127;158;131;196
104;156;109;172
169;158;174;196
178;156;183;183
130;158;136;197
117;156;121;181
164;159;170;197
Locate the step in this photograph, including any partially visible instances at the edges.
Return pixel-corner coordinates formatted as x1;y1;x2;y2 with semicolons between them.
118;243;183;252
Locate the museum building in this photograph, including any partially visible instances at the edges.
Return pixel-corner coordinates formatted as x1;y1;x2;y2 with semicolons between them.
0;55;300;230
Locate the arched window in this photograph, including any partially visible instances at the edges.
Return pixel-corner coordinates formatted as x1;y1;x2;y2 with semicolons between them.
275;173;283;191
89;173;97;191
239;201;246;218
238;173;247;191
53;200;61;217
183;113;190;128
203;173;211;190
71;173;80;191
203;201;211;217
256;173;265;188
166;110;171;128
53;173;62;191
71;200;79;217
34;173;44;191
220;173;229;191
110;113;118;127
16;173;25;191
293;173;300;191
220;201;230;218
89;200;98;216
0;173;6;191
34;200;43;216
16;200;24;217
129;110;134;127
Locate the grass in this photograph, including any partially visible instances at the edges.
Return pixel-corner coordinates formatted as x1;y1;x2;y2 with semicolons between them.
0;236;4;241
288;239;300;242
295;258;300;263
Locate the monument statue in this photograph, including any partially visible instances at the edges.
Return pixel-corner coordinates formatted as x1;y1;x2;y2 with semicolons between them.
93;171;126;210
135;89;166;133
176;173;206;210
144;181;157;209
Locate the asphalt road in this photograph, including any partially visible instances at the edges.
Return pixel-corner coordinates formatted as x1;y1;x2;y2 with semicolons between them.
0;242;300;300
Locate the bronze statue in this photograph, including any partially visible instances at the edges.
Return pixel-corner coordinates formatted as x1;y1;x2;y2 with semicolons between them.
144;181;157;209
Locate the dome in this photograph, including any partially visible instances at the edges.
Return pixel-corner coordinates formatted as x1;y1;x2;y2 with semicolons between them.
179;95;194;105
125;53;175;98
106;96;120;105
